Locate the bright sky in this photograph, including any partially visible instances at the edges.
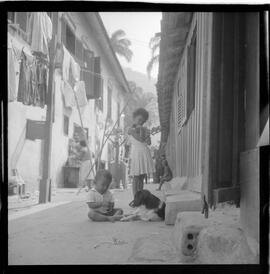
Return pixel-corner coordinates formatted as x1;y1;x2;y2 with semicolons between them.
100;12;162;78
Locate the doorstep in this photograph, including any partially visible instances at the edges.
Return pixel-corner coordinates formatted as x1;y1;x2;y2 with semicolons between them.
165;191;201;225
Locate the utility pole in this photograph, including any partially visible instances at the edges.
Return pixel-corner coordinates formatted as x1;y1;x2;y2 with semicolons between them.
39;35;56;204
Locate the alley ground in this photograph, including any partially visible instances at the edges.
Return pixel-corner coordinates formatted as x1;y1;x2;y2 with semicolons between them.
8;183;177;265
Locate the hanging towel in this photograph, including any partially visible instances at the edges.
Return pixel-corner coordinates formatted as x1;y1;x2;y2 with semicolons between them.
29;12;52;56
61;80;76;108
74;81;88;107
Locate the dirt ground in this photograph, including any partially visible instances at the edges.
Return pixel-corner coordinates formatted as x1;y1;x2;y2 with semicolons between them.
8;183;175;265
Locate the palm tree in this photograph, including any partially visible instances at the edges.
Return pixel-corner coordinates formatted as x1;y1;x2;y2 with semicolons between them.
110;30;133;63
146;32;161;79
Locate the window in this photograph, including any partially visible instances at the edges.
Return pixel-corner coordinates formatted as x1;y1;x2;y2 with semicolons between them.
81;49;95;99
63;115;69;136
8;12;30;41
94;57;104;111
75;38;83;65
66;24;75;55
8;12;15;23
107;85;112;119
117;102;120;126
61;19;75;55
177;55;187;130
186;29;196;120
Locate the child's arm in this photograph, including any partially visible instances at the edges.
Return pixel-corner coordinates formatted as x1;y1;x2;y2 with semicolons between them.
87;201;103;209
127;127;144;143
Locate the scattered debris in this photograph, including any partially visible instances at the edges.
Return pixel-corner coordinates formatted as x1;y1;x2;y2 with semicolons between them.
93;237;128;249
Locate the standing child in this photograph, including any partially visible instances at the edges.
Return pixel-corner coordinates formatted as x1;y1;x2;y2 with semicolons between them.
87;170;123;222
128;108;155;197
156;159;173;191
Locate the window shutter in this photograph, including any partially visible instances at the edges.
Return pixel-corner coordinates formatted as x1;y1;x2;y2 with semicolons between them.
186;34;196;120
177;55;187;131
107;86;112;119
66;24;75;55
83;49;95;99
61;19;66;46
94;57;102;99
75;38;83;66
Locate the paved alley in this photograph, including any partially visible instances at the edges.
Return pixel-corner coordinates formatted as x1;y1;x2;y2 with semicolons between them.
8;184;177;265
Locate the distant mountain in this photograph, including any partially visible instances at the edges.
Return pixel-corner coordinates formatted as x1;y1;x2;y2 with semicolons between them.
123;67;157;95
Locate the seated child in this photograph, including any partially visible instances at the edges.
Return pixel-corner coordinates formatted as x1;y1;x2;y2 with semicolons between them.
87;169;124;222
156;159;173;191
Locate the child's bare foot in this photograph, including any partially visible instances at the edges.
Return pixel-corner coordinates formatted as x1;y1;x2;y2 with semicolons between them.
109;215;123;222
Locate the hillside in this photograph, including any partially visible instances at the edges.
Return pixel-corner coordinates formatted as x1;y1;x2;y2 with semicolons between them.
123;67;157;95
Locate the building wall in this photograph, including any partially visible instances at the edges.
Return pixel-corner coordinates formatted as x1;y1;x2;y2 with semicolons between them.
240;13;260;242
8;12;128;190
167;13;213;192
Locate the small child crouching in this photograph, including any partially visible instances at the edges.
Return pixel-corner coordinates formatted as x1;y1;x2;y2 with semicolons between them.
87;170;123;222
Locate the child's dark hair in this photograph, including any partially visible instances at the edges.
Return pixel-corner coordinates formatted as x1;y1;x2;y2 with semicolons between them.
80;140;87;147
133;108;149;122
95;169;112;184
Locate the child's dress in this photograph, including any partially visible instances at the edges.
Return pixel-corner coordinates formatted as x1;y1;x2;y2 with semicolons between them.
129;135;155;176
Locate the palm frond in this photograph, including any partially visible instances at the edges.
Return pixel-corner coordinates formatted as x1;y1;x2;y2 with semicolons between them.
118;38;132;47
114;44;133;62
146;54;159;79
111;29;126;42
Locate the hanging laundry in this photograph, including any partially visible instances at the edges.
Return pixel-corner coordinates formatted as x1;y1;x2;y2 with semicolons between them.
17;51;33;105
61;80;76;108
70;56;80;82
28;12;52;56
62;45;71;82
74;81;88;107
37;62;48;108
8;40;17;102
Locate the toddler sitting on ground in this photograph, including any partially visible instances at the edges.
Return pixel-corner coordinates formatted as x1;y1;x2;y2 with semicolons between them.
87;170;123;222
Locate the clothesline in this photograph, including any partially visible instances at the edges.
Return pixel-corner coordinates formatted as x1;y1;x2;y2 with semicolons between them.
79;66;130;90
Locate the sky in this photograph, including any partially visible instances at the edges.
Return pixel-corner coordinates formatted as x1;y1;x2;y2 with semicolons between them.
100;12;162;78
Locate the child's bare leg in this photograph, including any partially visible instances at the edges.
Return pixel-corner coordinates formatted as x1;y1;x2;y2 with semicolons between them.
113;208;124;216
88;211;113;222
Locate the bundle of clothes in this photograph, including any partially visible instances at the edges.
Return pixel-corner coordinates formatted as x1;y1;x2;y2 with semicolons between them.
8;12;52;106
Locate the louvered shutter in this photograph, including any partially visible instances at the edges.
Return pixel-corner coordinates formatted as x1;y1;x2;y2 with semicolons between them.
83;49;95;99
61;19;66;46
94;57;102;99
75;38;83;66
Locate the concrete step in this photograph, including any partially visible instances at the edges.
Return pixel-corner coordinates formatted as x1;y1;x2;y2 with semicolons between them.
172;211;259;264
165;191;201;225
161;177;188;196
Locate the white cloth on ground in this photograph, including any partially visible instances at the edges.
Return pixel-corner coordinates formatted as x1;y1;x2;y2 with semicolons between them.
129;135;155;176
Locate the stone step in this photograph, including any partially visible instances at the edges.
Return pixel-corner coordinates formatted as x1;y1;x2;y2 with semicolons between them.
161;176;188;196
165;191;201;225
172;211;259;264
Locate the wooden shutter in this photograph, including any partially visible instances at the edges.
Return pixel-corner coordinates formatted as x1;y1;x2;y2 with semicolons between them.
94;57;102;99
66;24;75;55
75;38;83;66
61;19;66;46
107;86;112;119
187;33;196;120
83;49;95;99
